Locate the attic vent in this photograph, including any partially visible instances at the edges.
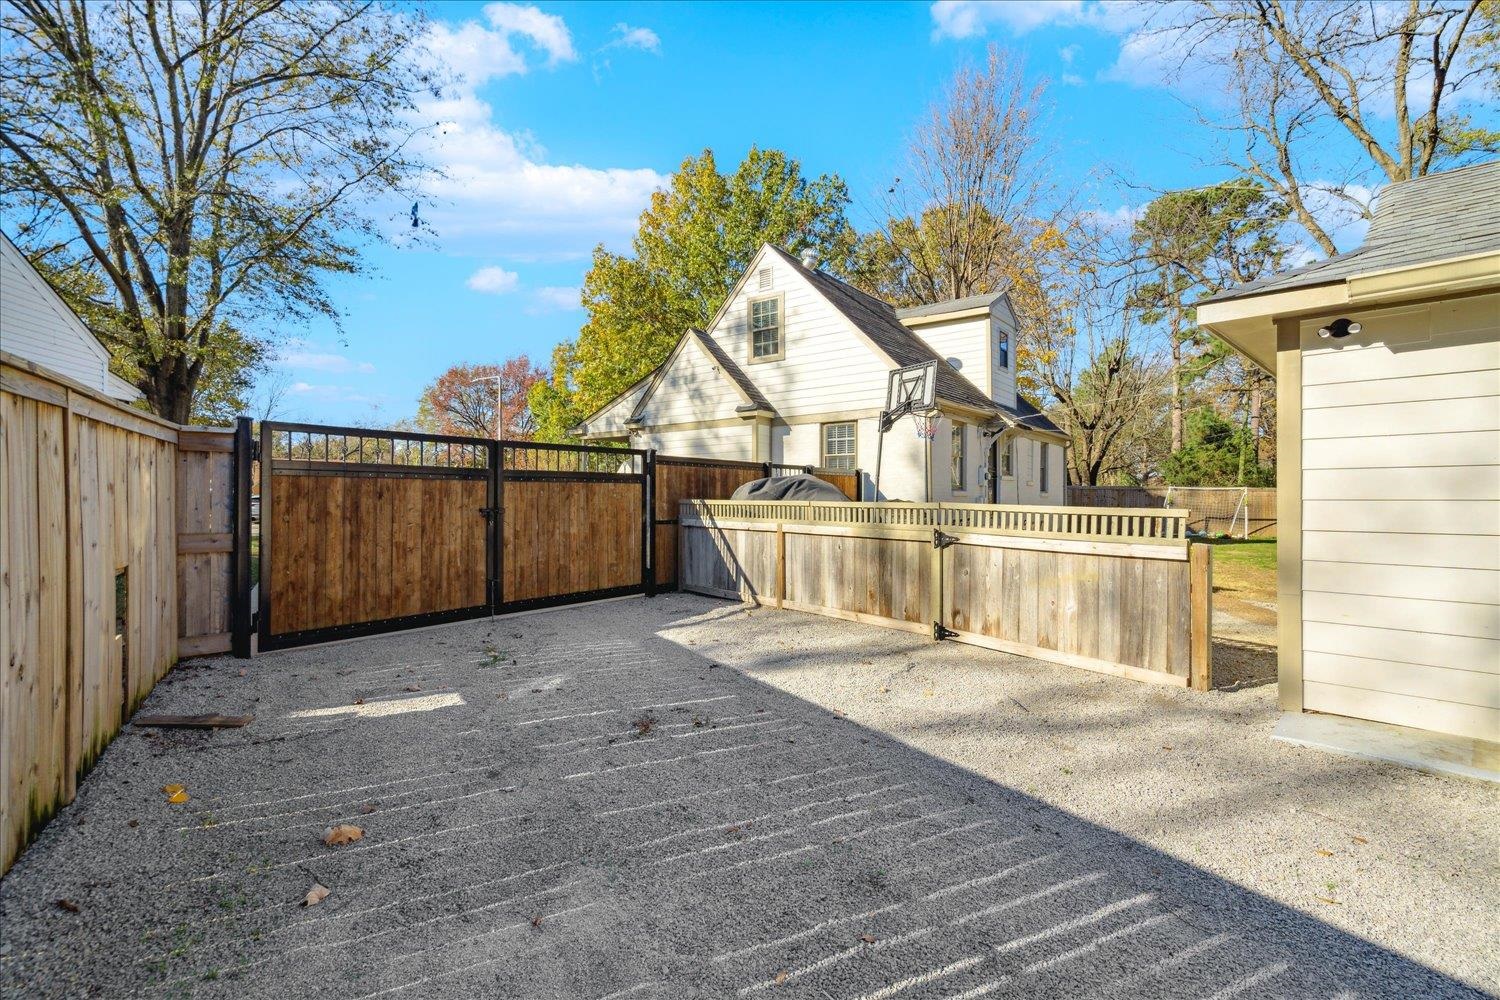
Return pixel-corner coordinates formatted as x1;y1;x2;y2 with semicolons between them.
757;267;772;290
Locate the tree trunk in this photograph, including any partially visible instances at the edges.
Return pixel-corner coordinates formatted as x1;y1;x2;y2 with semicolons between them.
1169;333;1183;454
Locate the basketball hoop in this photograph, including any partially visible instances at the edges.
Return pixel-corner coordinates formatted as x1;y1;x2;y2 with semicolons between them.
912;410;939;440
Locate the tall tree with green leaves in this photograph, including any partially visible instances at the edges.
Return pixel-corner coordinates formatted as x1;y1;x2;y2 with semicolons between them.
0;0;433;421
1128;181;1288;453
530;148;857;441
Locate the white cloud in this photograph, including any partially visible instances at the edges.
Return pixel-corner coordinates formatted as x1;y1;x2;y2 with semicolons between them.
604;23;661;53
289;382;384;405
466;265;521;294
1083;203;1145;234
931;0;1085;39
1058;44;1080;64
280;340;376;374
1061;72;1085;87
408;9;666;256
527;285;583;314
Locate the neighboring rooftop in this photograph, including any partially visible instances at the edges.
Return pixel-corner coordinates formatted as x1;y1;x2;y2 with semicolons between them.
1200;159;1500;305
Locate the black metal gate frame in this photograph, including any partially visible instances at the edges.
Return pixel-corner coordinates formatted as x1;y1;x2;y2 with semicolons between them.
493;440;653;614
244;422;655;653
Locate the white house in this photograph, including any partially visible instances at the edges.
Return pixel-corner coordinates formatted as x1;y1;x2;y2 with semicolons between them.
574;244;1070;502
0;232;139;401
1197;160;1499;776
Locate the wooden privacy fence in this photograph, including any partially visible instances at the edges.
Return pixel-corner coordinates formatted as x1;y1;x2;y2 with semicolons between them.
679;499;1212;690
1067;486;1277;538
652;457;862;589
1;354;240;873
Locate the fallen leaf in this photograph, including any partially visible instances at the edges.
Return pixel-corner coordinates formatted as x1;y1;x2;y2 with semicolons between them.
1315;849;1334;857
859;934;876;944
923;689;934;698
167;789;190;804
56;899;80;914
775;971;789;985
360;803;378;815
1351;835;1368;845
302;883;330;907
127;819;139;828
354;698;365;705
1315;896;1342;906
879;686;890;694
238;669;248;678
161;783;185;795
530;913;544;928
322;824;364;846
1161;745;1174;751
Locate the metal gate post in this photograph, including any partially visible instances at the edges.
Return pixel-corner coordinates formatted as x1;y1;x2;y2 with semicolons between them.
492;439;504;612
231;416;254;658
256;419;273;652
643;449;657;597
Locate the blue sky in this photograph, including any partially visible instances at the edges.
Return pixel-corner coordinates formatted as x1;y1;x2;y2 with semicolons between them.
274;1;1359;424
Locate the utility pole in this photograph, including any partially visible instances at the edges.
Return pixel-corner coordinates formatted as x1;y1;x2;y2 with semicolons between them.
466;374;505;440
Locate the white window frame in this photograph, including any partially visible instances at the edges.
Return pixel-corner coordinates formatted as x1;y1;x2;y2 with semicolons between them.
747;293;785;363
997;327;1010;368
821;421;857;471
950;421;966;491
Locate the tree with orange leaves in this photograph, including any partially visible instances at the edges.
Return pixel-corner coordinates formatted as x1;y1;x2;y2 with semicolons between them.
416;357;547;439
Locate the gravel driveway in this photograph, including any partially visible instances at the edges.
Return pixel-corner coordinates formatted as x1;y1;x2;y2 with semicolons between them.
0;593;1493;998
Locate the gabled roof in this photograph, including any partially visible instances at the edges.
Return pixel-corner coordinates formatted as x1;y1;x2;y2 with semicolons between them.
625;326;772;425
686;328;770;412
895;289;1008;320
766;246;998;413
1200;159;1500;305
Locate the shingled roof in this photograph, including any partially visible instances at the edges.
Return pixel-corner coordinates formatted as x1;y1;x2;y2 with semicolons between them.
688;328;771;411
767;247;1061;433
1199;160;1500;305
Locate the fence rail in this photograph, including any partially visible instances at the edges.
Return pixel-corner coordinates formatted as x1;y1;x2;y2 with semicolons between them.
685;500;1190;546
1067;485;1276;538
679;498;1212;692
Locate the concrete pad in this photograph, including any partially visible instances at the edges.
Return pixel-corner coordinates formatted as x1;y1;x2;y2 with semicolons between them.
1274;711;1500;783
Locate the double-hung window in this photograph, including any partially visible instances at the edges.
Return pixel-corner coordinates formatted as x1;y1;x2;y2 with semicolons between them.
1039;442;1050;493
950;422;966;491
822;422;856;470
749;295;783;361
1000;439;1013;477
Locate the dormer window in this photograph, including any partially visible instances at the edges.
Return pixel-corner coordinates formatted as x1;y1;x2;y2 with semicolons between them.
997;327;1010;368
748;294;783;362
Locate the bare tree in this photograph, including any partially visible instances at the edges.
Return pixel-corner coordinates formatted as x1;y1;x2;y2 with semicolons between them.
0;1;435;421
861;46;1069;309
1150;0;1494;253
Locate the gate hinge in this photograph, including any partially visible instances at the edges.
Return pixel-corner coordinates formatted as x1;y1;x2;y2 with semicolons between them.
933;529;958;549
250;439;261;462
933;621;958;641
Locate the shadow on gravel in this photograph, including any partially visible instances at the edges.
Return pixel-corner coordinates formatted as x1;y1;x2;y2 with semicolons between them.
0;595;1487;999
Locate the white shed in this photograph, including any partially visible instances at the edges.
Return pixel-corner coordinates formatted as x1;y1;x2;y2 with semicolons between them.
0;232;140;402
1197;161;1499;778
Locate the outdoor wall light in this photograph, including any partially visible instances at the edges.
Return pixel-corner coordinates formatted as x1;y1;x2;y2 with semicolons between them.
1317;317;1362;339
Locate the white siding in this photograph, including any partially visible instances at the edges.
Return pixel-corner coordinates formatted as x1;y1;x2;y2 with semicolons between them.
993;435;1062;505
1299;294;1500;741
633;424;752;460
577;380;649;439
0;235;132;398
908;316;990;399
990;300;1018;409
708;250;892;418
634;337;746;427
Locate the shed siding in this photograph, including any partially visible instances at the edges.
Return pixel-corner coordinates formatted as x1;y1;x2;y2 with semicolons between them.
1299;294;1500;741
633;424;752;460
0;238;118;396
579;380;649;439
908;317;990;399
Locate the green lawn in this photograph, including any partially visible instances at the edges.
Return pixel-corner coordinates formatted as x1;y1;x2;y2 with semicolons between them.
1205;537;1276;603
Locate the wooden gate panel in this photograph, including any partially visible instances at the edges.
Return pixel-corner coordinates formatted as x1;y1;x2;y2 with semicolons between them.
502;478;642;607
654;459;766;588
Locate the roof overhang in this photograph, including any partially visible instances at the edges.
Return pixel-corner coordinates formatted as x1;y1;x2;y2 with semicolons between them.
898;305;993;326
1196;250;1500;373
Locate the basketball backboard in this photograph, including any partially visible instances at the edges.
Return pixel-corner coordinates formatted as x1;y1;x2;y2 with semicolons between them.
884;361;937;420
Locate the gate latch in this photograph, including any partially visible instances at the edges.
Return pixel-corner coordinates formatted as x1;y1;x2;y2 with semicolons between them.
478;506;497;519
933;529;958;549
933;620;958;641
